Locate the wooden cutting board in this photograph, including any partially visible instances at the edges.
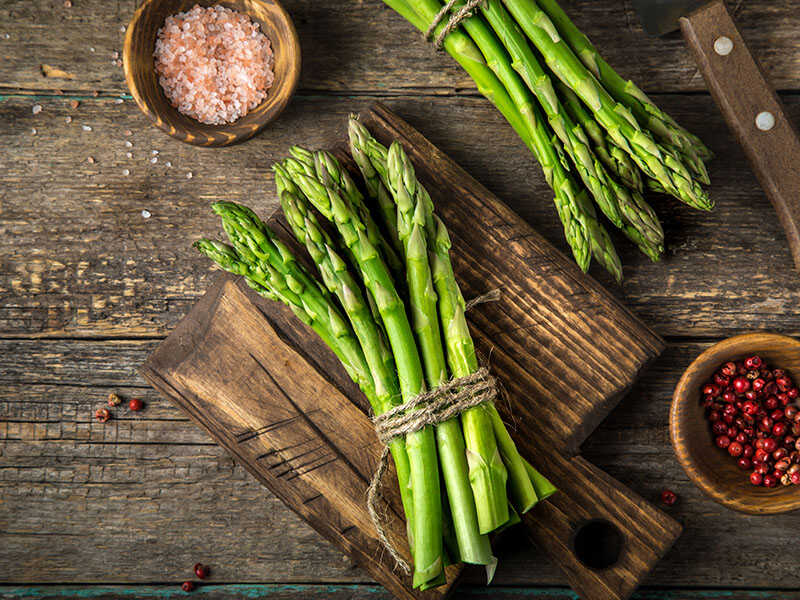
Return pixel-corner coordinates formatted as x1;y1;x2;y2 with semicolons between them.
141;104;681;600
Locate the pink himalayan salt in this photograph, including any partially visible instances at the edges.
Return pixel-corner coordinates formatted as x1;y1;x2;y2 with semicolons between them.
154;4;274;125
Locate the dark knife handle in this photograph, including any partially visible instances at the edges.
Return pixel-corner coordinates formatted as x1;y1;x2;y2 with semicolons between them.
680;0;800;271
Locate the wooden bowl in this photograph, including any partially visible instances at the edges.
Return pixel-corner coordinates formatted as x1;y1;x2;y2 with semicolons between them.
123;0;300;146
671;333;800;514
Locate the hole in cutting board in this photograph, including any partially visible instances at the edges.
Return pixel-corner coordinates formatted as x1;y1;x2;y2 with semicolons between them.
570;518;623;570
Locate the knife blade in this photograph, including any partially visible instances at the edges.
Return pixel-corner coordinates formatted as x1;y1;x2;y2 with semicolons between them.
631;0;707;36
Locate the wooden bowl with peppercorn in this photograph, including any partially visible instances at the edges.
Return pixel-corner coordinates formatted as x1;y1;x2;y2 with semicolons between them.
123;0;300;146
671;333;800;514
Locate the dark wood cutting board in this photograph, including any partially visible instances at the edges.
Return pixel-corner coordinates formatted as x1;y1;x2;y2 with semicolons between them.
141;104;681;600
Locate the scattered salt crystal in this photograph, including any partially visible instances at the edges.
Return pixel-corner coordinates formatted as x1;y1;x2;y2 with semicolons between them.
153;4;274;125
141;209;151;219
65;116;72;123
64;0;72;7
124;140;133;148
165;161;172;167
89;46;95;52
124;130;132;136
3;34;10;40
150;157;158;164
92;90;99;97
151;150;159;155
186;171;193;179
114;98;124;104
126;152;133;159
115;60;122;67
122;169;130;176
112;51;119;59
120;25;126;33
87;156;95;164
82;125;92;131
31;127;37;135
32;104;42;115
69;99;80;109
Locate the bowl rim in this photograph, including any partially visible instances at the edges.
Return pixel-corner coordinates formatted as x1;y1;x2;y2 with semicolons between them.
122;0;300;146
670;332;800;515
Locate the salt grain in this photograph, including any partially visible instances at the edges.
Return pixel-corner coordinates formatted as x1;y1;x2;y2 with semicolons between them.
153;4;274;125
165;161;172;167
69;99;80;109
31;128;37;135
112;51;119;59
82;125;92;131
64;0;72;7
141;209;151;219
126;152;133;159
32;104;42;115
124;130;132;136
4;34;10;40
65;116;72;123
151;150;159;155
89;46;95;52
120;25;126;33
150;157;158;164
114;98;124;104
124;141;133;148
87;156;95;164
186;171;193;179
122;169;130;176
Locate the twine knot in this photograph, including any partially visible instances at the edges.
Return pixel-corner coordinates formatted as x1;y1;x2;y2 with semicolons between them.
425;0;487;50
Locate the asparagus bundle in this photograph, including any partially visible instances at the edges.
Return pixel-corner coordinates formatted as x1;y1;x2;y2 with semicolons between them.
195;119;556;590
380;0;712;280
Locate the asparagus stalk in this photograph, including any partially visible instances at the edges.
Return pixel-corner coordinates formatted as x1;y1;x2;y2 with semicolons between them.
280;164;444;589
476;0;663;256
429;0;623;278
278;187;416;531
501;0;712;211
380;0;597;275
387;141;504;554
535;0;713;171
557;81;643;192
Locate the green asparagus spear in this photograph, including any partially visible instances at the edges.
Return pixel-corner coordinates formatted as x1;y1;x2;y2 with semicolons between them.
280;164;444;589
501;0;712;211
536;0;713;171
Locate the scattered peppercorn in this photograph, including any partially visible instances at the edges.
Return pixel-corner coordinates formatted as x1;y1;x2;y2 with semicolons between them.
94;407;111;423
194;563;210;579
129;397;144;411
107;392;122;407
181;581;195;592
660;489;678;506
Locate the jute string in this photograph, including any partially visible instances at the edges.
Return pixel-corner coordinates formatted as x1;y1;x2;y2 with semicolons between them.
425;0;486;50
366;290;500;573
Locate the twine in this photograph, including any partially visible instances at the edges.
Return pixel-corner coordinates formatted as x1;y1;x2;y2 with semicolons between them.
366;290;501;573
425;0;487;50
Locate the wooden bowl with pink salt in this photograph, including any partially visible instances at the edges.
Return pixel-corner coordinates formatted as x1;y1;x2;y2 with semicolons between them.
124;0;300;146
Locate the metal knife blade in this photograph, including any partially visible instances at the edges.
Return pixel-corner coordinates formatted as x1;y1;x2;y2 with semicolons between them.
631;0;708;36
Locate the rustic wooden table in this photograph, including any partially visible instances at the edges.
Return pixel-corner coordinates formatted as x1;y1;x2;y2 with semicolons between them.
2;1;800;598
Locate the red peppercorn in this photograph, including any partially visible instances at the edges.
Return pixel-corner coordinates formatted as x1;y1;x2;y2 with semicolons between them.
737;457;752;470
733;377;750;395
716;435;731;449
708;410;720;422
754;448;770;463
762;438;778;453
777;377;793;392
94;407;111;423
181;582;195;593
764;474;779;488
773;448;789;462
129;398;144;411
742;401;759;415
728;442;743;457
752;378;766;394
796;438;800;452
735;432;747;444
775;459;791;472
723;403;737;416
755;462;770;474
702;384;719;397
760;417;774;432
773;422;788;438
194;563;210;580
712;421;728;435
714;372;730;387
788;388;799;400
778;393;791;407
791;471;800;485
765;396;779;410
660;489;678;506
774;369;786;378
743;444;754;458
744;390;757;401
722;390;736;403
745;356;763;370
750;471;764;486
721;362;737;377
786;405;799;420
722;414;735;425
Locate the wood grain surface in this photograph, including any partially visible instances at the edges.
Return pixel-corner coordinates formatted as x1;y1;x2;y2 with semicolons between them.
3;0;800;596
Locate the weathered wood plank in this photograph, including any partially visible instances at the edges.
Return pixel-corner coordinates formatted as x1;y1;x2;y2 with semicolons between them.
1;585;798;600
2;0;800;94
2;339;800;587
1;94;799;339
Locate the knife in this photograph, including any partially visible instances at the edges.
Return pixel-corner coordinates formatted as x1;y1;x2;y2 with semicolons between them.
633;0;800;270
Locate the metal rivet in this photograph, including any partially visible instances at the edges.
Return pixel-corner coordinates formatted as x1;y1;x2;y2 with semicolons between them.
756;111;776;131
714;36;734;56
